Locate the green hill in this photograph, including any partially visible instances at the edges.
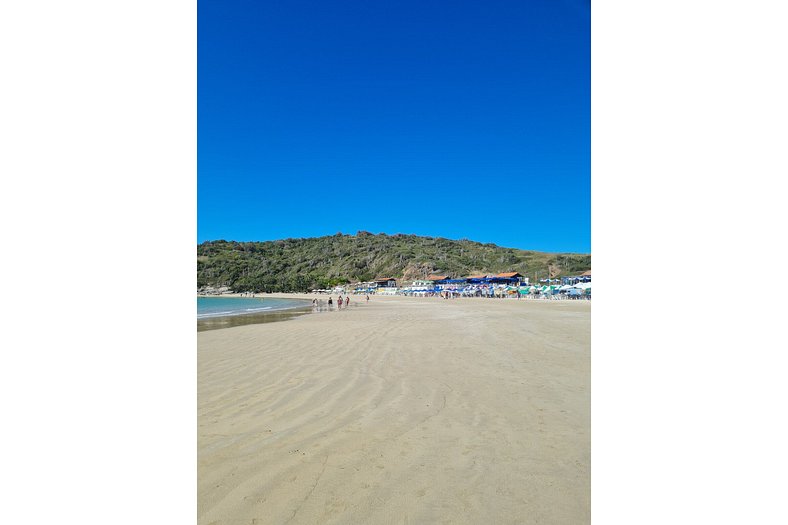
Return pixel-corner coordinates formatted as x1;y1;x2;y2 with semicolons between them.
197;232;590;292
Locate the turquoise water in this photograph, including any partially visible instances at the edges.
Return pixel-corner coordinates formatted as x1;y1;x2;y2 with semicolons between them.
197;296;310;319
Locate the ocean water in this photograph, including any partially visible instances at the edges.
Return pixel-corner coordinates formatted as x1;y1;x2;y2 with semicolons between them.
197;297;310;319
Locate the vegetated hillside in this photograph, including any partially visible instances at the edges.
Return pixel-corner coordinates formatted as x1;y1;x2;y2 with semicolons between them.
197;232;591;292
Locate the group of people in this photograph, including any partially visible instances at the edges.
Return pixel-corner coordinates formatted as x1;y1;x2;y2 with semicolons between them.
332;295;350;309
311;294;370;310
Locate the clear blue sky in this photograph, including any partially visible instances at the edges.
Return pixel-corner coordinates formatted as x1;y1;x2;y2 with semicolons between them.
198;0;590;253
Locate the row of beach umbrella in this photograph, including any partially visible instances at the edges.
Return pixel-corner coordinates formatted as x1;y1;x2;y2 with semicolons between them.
400;283;591;295
516;284;591;294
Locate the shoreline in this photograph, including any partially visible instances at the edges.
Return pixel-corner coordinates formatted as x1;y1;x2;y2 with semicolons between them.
198;295;590;523
197;292;588;332
197;296;314;332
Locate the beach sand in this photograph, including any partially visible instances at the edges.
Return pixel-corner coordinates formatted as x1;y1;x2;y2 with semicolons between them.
198;295;590;524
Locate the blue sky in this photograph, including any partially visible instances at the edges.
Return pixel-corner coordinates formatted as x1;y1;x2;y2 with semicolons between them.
198;0;590;253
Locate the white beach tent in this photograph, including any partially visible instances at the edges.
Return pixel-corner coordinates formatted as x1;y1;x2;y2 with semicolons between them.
573;282;592;290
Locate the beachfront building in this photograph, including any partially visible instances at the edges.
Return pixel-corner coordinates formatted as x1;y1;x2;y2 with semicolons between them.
433;278;468;290
427;275;448;282
373;277;397;295
400;280;435;295
410;280;433;289
352;281;377;294
496;272;525;285
561;270;591;286
460;273;524;297
467;273;524;285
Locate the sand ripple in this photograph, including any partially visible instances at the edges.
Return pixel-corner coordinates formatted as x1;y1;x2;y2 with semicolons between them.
198;296;590;524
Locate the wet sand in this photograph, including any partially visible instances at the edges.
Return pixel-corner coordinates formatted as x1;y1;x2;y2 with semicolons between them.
198;295;590;524
198;304;313;332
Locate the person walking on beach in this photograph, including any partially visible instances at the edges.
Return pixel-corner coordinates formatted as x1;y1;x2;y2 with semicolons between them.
328;296;333;308
337;295;343;309
366;295;369;302
345;296;349;307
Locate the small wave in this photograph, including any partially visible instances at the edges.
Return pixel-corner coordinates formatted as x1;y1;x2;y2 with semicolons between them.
197;303;309;319
197;310;238;319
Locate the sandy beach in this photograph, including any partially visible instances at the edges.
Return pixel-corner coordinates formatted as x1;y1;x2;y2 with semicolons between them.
198;295;590;524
